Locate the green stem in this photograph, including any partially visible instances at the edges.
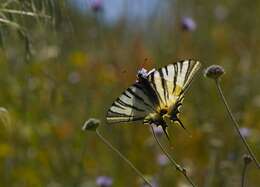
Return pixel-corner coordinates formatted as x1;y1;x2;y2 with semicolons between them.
215;80;260;169
0;8;51;18
241;159;250;187
203;149;217;187
150;126;196;187
96;130;152;187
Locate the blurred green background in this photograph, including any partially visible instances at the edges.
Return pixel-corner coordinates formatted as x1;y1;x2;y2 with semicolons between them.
0;0;260;186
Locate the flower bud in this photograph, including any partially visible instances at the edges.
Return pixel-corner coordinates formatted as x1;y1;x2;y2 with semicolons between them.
82;118;100;131
204;65;225;80
243;154;252;165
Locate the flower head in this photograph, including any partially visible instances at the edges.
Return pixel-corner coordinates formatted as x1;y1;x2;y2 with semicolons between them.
96;176;113;187
82;118;100;131
136;68;155;82
151;124;164;137
204;65;225;80
239;127;251;138
90;0;103;13
243;154;252;165
137;68;149;78
156;154;169;166
181;17;197;31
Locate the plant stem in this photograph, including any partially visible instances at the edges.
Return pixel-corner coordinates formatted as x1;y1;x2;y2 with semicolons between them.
241;158;250;187
0;8;51;18
203;149;217;187
96;130;152;187
215;80;260;169
150;126;196;187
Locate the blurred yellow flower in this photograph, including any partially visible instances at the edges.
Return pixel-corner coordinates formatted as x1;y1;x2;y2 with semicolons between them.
70;51;88;67
0;143;14;158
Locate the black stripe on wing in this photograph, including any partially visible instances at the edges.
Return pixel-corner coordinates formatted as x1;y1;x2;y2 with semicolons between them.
149;72;164;106
126;87;154;110
159;68;169;104
173;63;178;94
135;77;160;109
146;60;200;109
159;60;200;95
116;98;145;112
182;60;201;93
106;80;159;124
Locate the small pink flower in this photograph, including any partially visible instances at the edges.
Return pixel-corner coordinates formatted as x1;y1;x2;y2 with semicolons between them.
239;127;251;138
96;176;113;187
90;0;103;12
151;124;164;137
157;154;169;166
136;68;155;82
181;17;197;31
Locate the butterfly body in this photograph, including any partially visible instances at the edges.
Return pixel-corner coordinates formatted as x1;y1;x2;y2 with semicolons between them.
106;60;201;138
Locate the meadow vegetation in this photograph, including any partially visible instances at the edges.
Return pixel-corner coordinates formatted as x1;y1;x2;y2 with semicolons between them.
0;0;260;186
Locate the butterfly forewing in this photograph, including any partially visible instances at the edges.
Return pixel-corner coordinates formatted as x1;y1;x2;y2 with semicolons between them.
181;60;201;92
147;60;201;109
106;82;155;124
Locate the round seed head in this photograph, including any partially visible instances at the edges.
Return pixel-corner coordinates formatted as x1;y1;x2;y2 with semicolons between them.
243;154;252;165
204;65;225;80
82;118;100;131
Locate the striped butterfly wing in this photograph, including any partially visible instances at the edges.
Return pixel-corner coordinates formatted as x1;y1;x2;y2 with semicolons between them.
106;80;158;124
147;60;201;110
106;59;200;125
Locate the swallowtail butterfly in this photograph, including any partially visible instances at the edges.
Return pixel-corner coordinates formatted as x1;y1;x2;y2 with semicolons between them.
106;60;201;138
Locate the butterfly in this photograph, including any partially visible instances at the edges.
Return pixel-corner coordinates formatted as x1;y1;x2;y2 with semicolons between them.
106;60;201;139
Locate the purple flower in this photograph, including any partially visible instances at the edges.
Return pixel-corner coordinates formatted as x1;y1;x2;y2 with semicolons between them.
157;154;169;166
151;124;164;137
96;176;113;187
239;127;251;138
137;68;155;78
181;17;197;31
204;65;225;80
136;68;155;82
137;68;149;78
90;0;103;13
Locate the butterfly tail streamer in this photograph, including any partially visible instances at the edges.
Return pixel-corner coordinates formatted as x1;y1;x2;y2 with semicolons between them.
162;124;170;141
175;118;186;130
